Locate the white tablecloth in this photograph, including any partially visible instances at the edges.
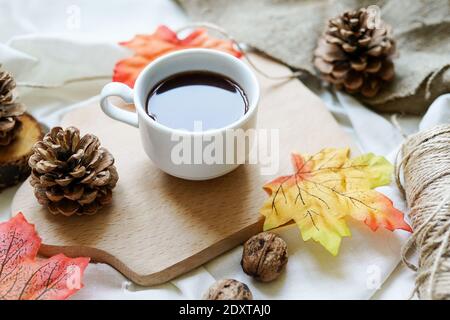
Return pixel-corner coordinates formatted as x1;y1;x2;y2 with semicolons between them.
1;0;449;300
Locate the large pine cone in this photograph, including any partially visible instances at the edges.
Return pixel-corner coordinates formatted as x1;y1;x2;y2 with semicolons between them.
314;7;396;98
29;127;119;216
0;68;25;146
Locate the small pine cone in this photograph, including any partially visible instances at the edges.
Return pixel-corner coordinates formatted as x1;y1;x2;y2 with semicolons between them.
29;127;119;216
0;68;26;146
314;7;396;98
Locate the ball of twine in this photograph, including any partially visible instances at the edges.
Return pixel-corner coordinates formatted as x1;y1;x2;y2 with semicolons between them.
396;124;450;300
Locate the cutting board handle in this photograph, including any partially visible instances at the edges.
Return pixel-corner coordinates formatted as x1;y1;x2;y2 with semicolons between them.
100;82;138;128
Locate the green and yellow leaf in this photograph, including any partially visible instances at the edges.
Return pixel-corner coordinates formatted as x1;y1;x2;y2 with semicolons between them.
260;148;412;256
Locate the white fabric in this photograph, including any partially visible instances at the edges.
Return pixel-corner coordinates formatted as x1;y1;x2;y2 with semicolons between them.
0;0;449;300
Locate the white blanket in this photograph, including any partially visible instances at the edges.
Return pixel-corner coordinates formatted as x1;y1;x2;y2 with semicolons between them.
0;0;449;300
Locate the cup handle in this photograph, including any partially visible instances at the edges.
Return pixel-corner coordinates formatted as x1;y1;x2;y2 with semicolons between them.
100;82;138;128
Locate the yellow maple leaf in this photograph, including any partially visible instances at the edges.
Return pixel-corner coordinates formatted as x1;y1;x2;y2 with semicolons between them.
260;148;412;256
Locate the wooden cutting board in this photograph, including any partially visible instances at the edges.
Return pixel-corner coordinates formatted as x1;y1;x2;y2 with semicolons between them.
12;54;358;286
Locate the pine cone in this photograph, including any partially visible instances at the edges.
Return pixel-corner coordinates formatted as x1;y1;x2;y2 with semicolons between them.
313;7;396;98
29;127;119;216
0;68;25;146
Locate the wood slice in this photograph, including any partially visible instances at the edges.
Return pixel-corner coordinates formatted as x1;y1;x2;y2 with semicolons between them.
12;54;359;286
0;113;43;190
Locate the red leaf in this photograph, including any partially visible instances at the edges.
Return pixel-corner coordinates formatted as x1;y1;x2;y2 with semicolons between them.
113;25;242;87
0;213;89;300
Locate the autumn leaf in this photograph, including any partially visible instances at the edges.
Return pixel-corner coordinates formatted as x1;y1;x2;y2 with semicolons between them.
0;213;89;300
260;148;412;256
113;25;242;87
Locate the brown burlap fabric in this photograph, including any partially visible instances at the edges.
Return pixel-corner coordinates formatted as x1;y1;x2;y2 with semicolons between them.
178;0;450;115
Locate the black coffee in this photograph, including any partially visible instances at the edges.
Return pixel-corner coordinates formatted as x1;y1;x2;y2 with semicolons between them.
146;71;248;131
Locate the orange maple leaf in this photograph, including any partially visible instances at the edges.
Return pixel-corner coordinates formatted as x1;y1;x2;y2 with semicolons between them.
261;148;412;255
0;213;89;300
113;25;242;87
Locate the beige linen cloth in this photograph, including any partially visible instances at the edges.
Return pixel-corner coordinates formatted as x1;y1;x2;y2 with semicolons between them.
178;0;450;115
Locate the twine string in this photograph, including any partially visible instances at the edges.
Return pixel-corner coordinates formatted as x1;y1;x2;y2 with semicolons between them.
396;124;450;300
175;22;302;80
16;75;111;89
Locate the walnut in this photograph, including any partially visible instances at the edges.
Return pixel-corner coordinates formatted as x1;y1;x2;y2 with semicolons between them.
241;232;288;282
203;279;253;300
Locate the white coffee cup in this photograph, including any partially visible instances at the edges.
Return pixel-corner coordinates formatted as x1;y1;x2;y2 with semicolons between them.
100;49;260;180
